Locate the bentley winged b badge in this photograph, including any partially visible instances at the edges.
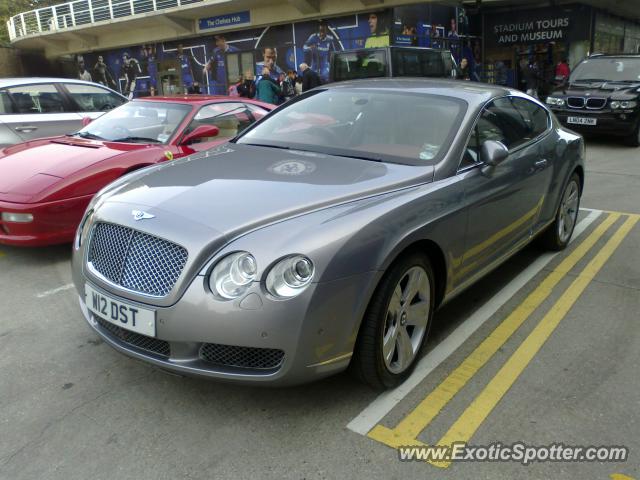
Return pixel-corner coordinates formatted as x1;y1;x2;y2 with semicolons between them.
132;210;155;221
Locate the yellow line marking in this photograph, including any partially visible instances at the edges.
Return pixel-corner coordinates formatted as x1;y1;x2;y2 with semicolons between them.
431;214;638;468
368;213;619;446
610;474;637;480
0;250;5;258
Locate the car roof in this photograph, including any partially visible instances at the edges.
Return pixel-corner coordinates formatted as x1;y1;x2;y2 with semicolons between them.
0;77;112;88
587;54;640;59
323;78;512;105
132;96;274;107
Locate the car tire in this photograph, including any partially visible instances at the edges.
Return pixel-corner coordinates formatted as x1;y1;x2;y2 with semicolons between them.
351;251;435;390
624;121;640;147
538;172;581;251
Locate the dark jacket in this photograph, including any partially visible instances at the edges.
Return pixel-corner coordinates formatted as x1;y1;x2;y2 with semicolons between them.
301;68;321;92
238;79;256;99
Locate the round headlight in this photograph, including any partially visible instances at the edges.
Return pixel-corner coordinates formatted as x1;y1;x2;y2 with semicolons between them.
610;101;621;109
74;209;93;250
209;252;257;300
545;97;564;107
266;255;315;299
620;101;637;109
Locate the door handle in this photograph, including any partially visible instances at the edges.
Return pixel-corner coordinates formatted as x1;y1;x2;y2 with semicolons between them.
534;159;548;170
15;126;37;133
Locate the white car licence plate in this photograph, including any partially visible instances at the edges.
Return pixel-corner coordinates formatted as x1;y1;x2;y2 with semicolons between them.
567;116;597;126
85;283;156;337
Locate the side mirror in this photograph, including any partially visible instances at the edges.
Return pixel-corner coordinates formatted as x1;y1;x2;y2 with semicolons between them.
480;140;509;167
81;116;92;127
180;125;219;145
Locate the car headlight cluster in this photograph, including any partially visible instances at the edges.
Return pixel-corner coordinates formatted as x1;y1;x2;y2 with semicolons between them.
545;96;565;107
209;252;258;300
208;252;315;300
610;100;637;109
265;255;315;299
74;209;94;250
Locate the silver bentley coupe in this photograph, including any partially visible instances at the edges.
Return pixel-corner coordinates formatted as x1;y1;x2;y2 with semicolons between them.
71;79;585;389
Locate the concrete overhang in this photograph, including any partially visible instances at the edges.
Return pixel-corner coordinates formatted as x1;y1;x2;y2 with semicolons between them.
10;0;443;58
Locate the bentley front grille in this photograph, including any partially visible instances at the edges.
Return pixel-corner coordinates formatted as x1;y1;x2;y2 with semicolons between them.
88;222;188;297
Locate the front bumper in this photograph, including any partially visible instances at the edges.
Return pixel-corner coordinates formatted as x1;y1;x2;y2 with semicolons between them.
76;269;378;386
0;195;93;247
552;109;639;136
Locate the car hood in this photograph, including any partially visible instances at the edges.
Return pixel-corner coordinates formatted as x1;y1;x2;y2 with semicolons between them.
559;81;640;97
99;143;433;239
0;137;151;197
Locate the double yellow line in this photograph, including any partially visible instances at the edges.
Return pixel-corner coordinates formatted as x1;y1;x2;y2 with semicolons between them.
368;212;639;468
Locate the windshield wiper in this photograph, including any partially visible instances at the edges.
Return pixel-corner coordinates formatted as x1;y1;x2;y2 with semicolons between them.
335;153;384;162
111;136;161;143
572;78;606;83
74;132;104;140
241;143;291;150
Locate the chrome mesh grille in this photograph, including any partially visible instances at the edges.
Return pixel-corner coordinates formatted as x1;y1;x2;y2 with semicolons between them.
95;315;170;358
199;343;285;370
88;222;188;297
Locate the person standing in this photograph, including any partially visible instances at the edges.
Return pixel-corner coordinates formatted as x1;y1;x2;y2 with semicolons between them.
520;58;539;99
256;67;281;104
281;70;297;102
555;58;570;87
456;57;471;80
238;71;256;99
299;63;321;92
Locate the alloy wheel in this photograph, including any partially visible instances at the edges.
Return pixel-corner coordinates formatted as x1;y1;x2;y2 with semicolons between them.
382;266;431;374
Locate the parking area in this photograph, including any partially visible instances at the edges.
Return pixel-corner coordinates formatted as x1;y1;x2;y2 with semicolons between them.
1;140;639;480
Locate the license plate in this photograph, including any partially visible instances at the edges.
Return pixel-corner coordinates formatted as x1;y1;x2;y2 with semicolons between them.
567;116;597;126
85;283;156;337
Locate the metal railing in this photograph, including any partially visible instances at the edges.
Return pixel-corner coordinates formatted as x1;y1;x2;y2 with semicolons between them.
7;0;204;41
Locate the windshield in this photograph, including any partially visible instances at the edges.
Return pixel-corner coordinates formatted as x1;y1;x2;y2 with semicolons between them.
236;89;465;165
571;57;640;83
76;101;192;143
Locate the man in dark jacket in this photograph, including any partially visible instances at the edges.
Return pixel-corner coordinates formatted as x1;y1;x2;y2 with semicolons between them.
299;63;321;92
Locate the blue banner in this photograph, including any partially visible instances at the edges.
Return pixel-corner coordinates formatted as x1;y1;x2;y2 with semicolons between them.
199;11;250;31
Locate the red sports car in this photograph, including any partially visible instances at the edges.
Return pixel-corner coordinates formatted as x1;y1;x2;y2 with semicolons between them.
0;96;274;246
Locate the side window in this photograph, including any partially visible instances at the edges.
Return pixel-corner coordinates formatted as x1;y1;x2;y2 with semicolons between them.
0;90;14;114
62;83;126;112
511;97;549;138
480;98;530;149
246;103;268;121
6;84;65;114
461;124;481;169
187;102;254;142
